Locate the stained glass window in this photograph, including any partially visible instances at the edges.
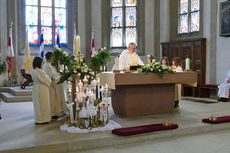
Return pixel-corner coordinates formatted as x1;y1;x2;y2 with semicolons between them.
179;0;200;34
111;0;137;48
25;0;67;46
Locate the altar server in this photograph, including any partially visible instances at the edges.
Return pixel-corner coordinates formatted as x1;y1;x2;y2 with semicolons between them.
119;42;144;71
218;70;230;102
161;56;169;67
43;52;66;118
31;57;52;124
171;57;183;111
147;55;155;63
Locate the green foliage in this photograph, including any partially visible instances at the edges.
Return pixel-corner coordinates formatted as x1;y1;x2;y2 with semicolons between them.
137;61;174;78
89;48;111;73
0;58;6;75
53;47;95;83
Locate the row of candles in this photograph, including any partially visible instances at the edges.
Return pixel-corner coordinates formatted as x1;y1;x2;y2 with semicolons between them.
68;77;109;102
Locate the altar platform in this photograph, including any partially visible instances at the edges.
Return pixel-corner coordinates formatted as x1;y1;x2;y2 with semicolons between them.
1;97;230;153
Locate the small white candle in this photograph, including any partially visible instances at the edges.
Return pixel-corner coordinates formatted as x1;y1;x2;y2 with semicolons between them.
185;58;190;70
105;84;108;97
92;79;97;94
97;78;100;99
100;86;104;101
78;80;83;93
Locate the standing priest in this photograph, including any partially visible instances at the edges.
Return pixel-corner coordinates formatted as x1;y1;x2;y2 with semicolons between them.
218;70;230;102
119;42;144;71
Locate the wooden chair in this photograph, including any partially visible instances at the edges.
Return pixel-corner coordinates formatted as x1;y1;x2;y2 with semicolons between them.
20;69;33;89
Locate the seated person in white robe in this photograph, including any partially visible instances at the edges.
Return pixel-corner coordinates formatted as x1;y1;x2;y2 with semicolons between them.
43;52;66;117
31;57;52;124
171;57;183;111
218;70;230;102
119;42;144;71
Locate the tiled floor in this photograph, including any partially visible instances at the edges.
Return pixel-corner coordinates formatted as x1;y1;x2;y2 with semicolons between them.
1;97;230;153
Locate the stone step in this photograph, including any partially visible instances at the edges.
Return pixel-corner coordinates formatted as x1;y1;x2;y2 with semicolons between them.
0;86;32;96
0;92;32;102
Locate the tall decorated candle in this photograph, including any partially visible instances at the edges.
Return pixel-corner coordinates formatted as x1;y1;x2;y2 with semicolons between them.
76;35;81;55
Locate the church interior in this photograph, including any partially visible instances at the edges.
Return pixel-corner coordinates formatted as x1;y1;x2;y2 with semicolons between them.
1;0;230;153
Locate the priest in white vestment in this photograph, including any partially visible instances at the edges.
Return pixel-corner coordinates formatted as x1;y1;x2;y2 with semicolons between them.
218;70;230;102
31;57;52;124
43;52;66;117
119;42;144;71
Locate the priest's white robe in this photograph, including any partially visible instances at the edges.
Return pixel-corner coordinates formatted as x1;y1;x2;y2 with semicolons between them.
174;66;183;101
119;50;144;70
43;62;66;116
31;68;52;123
218;70;230;98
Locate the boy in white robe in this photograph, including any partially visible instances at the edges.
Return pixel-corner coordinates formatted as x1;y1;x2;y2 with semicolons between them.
31;57;52;124
43;52;66;118
119;42;144;71
218;70;230;102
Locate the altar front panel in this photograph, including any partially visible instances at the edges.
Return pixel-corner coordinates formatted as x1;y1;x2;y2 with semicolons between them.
111;84;175;116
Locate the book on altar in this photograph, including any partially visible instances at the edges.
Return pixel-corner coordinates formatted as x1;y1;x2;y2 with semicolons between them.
129;65;143;72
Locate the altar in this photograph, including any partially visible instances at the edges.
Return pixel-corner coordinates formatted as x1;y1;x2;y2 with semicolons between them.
98;72;197;116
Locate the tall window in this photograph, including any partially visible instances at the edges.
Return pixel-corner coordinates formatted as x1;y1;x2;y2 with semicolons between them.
25;0;67;45
111;0;137;48
179;0;200;34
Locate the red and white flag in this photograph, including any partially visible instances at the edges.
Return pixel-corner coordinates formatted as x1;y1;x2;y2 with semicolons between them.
90;31;95;58
7;22;14;74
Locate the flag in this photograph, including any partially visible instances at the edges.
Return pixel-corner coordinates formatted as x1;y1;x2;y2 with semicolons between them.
73;24;77;55
40;29;44;58
24;28;31;71
55;26;61;48
90;31;95;58
7;22;14;74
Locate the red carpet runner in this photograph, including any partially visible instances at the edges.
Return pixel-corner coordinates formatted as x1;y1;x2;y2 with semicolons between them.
112;123;178;136
202;115;230;124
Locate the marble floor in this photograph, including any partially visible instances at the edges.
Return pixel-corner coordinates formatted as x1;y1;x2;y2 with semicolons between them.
1;97;230;153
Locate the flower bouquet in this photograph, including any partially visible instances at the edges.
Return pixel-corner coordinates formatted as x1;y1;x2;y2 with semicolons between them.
137;61;173;78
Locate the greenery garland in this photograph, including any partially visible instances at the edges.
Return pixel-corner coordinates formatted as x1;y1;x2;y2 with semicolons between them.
89;48;111;73
137;61;174;78
0;58;6;75
53;47;95;83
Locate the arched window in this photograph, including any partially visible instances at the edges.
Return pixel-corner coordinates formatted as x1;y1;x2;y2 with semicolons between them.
179;0;200;34
111;0;137;48
25;0;67;45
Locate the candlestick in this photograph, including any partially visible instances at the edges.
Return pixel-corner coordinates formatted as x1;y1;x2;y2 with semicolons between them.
78;80;83;93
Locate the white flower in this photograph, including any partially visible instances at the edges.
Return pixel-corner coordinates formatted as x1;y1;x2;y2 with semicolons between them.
77;73;81;76
73;69;77;73
104;47;107;50
86;75;90;79
74;57;78;61
84;69;88;73
80;59;83;62
150;68;153;71
63;51;68;56
92;51;98;57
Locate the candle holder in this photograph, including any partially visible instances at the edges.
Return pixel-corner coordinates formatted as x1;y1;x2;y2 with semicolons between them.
209;114;217;121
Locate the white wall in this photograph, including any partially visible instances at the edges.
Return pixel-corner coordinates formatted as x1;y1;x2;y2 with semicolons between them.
216;0;230;83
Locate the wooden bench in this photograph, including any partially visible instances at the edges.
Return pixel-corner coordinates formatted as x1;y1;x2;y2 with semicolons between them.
199;84;230;98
